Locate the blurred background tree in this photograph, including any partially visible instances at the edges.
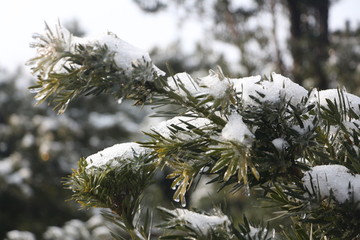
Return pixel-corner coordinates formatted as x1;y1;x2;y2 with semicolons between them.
134;0;360;90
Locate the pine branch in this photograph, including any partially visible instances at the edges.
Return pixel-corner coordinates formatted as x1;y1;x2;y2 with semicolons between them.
158;207;234;239
28;23;162;113
65;145;156;239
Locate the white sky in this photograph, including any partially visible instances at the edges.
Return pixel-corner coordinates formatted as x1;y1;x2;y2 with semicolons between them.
0;0;359;72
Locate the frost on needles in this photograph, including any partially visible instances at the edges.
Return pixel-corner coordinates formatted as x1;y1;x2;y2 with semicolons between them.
27;23;360;239
27;23;164;114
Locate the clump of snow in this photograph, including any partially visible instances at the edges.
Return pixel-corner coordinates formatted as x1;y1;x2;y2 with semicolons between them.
6;230;35;240
78;32;164;76
95;33;151;73
198;70;232;98
43;226;64;239
247;226;275;240
91;226;111;239
271;138;289;151
29;24;164;78
230;73;308;106
43;214;111;240
342;120;360;131
328;119;360;143
271;73;308;104
62;220;91;239
21;133;35;148
310;89;360;115
0;153;33;196
43;220;90;240
86;142;149;169
291;118;315;135
302;165;360;205
151;116;211;139
167;72;200;96
221;113;254;146
231;75;262;101
165;208;230;235
86;214;105;230
0;157;13;176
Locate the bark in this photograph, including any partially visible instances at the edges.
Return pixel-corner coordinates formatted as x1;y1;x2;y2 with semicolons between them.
285;0;330;89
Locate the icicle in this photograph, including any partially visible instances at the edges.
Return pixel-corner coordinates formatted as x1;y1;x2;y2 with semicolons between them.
180;195;186;207
57;99;70;114
244;183;251;197
29;87;42;94
271;229;276;238
34;92;47;101
117;97;124;104
181;201;186;208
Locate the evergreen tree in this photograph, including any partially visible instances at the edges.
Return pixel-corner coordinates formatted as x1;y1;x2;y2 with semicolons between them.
26;23;360;239
134;0;360;91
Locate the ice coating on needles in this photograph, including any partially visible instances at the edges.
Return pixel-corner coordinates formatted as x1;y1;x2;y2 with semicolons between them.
163;208;230;235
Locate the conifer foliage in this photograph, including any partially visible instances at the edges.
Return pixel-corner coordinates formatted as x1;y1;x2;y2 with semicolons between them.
28;23;360;239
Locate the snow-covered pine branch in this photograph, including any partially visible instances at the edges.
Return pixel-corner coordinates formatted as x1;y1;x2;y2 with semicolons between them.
27;23;164;113
28;23;360;239
303;164;360;205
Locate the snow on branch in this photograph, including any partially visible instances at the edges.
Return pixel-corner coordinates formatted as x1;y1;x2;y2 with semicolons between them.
221;112;254;147
28;22;161;78
310;88;360;115
86;142;150;169
150;116;212;139
27;23;164;113
303;165;360;205
230;72;308;107
159;207;230;235
67;142;155;221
